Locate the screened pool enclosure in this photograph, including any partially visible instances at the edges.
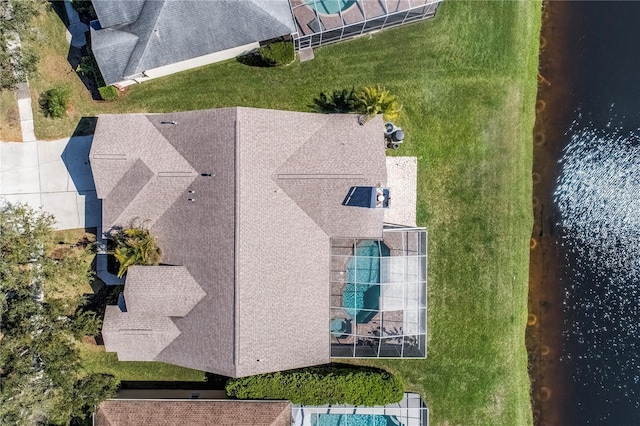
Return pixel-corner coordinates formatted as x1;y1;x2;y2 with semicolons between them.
290;0;442;50
293;392;429;426
330;226;427;358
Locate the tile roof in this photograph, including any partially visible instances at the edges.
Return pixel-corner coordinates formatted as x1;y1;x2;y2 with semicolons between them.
94;399;291;426
91;108;386;377
90;0;297;85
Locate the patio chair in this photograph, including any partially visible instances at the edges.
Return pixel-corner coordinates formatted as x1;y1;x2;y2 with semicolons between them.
330;317;351;337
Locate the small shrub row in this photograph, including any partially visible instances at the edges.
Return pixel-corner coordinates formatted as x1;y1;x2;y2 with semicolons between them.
98;85;118;101
225;366;404;406
312;86;402;121
258;41;295;66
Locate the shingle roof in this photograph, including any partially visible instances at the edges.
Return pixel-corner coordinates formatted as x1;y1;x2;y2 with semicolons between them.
94;399;291;426
90;0;297;85
123;266;206;317
91;108;386;377
101;306;181;361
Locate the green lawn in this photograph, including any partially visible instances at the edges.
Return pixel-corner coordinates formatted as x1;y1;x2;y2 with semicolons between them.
79;344;205;383
25;1;540;423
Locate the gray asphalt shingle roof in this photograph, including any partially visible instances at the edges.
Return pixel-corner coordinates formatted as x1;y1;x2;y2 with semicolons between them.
91;108;386;377
90;0;297;85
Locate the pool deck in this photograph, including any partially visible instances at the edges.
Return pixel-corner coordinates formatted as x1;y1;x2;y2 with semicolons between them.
290;0;432;37
384;157;417;227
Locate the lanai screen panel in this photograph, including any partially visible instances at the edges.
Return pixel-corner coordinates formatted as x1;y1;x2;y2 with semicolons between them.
290;0;443;50
330;227;427;358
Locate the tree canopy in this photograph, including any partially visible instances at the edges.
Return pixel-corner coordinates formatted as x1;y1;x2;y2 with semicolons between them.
0;202;117;425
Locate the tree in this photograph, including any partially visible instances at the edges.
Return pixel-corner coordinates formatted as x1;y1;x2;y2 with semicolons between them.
351;86;402;122
70;374;119;421
0;0;42;90
112;224;162;278
0;202;117;425
70;311;102;340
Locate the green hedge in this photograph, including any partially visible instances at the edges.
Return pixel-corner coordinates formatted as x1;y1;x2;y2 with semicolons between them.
225;366;404;406
258;41;294;66
98;85;118;101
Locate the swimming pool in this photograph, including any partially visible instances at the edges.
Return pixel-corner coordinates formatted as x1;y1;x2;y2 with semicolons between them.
342;241;390;324
305;0;356;15
313;414;402;426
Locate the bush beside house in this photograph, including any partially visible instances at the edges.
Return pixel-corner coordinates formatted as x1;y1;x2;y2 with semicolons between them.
98;85;118;101
225;366;404;406
258;41;295;66
111;226;162;278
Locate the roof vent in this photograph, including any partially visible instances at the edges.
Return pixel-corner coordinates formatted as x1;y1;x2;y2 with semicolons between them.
342;186;390;209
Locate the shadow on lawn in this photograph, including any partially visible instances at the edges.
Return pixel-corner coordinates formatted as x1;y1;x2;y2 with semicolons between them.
120;373;230;391
49;0;102;99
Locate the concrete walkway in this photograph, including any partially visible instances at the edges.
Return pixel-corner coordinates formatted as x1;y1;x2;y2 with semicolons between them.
15;83;36;142
0;136;100;229
5;31;36;142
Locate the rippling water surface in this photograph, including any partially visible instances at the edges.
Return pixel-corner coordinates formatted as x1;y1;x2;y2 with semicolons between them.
555;117;640;423
551;3;640;423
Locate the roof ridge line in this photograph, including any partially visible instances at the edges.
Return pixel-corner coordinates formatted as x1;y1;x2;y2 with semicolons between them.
123;0;167;77
271;114;333;235
233;108;240;376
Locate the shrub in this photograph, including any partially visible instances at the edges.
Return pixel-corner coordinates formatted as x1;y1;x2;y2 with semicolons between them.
70;0;97;20
76;55;100;80
312;88;356;114
225;366;404;406
258;41;295;66
43;86;71;118
351;86;402;122
111;225;162;277
98;85;118;101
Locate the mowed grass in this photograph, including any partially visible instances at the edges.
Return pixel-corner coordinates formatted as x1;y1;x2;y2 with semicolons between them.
25;1;540;423
79;344;205;382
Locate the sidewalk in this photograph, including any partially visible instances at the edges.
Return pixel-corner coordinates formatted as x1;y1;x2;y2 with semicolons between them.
5;31;36;142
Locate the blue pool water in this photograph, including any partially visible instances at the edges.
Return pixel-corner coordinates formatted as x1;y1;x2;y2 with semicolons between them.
342;241;389;323
313;414;401;426
305;0;356;15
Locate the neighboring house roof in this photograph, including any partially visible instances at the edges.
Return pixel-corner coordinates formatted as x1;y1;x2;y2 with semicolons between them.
91;108;386;377
90;0;297;85
94;399;291;426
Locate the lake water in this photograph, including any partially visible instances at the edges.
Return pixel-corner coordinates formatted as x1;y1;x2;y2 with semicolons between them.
552;2;640;424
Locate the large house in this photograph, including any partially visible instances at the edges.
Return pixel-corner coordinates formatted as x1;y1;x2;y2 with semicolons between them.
89;0;298;86
89;0;442;87
90;108;427;378
93;393;429;425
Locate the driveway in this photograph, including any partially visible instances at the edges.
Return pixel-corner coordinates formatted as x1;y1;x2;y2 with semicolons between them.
0;136;101;230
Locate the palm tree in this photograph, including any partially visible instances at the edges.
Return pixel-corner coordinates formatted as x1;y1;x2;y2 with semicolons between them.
112;226;161;278
351;86;402;122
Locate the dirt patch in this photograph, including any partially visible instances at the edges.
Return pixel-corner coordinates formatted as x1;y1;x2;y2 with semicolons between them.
0;91;23;141
527;1;574;425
